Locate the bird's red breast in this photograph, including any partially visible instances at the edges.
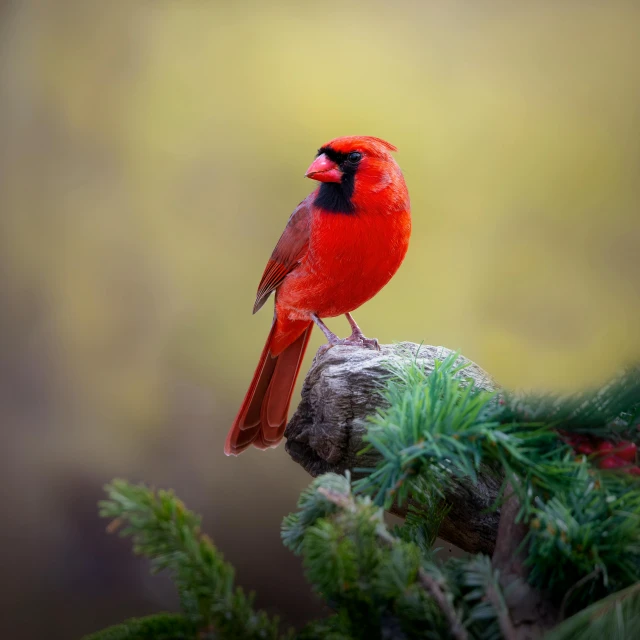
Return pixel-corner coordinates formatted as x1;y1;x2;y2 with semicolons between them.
270;136;411;344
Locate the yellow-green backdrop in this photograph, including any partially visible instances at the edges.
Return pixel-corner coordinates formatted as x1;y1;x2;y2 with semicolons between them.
1;1;639;638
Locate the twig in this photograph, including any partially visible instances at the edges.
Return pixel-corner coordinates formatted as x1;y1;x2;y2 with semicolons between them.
317;487;469;640
415;566;469;640
317;487;358;512
491;485;558;635
559;566;602;621
486;582;517;640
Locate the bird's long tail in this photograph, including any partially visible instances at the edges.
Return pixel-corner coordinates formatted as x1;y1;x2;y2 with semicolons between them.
224;319;312;456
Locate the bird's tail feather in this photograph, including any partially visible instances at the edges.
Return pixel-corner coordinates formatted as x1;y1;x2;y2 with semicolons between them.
224;320;312;455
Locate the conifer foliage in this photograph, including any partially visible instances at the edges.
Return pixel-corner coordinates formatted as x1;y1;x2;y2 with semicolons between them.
84;354;640;639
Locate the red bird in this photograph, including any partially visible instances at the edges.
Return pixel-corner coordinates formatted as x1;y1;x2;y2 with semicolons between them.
225;136;411;456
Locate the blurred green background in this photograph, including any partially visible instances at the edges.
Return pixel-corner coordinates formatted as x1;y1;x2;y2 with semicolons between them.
1;1;639;638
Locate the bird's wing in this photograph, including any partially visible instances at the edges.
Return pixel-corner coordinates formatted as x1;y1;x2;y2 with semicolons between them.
253;198;312;314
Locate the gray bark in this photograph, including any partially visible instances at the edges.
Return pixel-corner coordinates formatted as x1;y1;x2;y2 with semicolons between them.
284;342;502;555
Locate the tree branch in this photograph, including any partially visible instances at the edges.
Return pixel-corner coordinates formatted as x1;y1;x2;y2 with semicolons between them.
284;342;501;554
318;486;469;640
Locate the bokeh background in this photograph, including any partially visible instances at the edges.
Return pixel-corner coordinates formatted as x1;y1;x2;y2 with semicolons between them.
1;1;639;638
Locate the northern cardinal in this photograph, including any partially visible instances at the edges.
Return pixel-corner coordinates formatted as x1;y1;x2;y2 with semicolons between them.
225;136;411;455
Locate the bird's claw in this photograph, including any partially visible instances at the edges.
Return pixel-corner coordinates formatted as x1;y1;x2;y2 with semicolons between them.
318;334;380;356
343;331;380;351
361;337;381;351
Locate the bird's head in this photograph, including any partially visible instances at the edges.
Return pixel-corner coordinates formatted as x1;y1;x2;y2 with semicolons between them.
305;136;407;214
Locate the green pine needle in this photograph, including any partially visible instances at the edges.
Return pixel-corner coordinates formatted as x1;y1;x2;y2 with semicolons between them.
99;480;286;640
526;466;640;610
87;357;640;640
545;582;640;640
353;352;580;511
81;614;194;640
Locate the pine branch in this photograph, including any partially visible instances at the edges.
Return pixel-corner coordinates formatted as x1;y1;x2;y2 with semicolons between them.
525;466;640;611
281;473;352;555
317;485;468;640
285;343;640;637
558;567;602;621
285;343;501;555
486;580;516;640
498;365;640;438
391;478;451;555
283;473;518;640
82;614;194;640
99;480;287;640
354;351;502;507
87;345;640;640
353;351;583;516
460;556;516;640
545;582;640;640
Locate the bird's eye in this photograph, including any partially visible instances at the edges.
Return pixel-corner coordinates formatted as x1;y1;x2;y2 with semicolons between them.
347;152;362;164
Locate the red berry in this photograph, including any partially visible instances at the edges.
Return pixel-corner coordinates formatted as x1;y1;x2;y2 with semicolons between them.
614;441;637;463
627;466;640;476
576;443;595;455
598;455;627;469
596;441;615;453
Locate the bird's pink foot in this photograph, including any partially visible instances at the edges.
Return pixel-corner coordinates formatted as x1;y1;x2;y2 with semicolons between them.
343;312;380;350
317;335;379;354
311;313;380;354
341;333;380;350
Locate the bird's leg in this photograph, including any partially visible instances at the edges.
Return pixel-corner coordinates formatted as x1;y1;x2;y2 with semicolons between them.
345;312;366;339
344;312;380;350
311;314;342;346
310;314;380;354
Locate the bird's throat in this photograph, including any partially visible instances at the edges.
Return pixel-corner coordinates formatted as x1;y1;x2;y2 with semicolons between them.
314;175;356;214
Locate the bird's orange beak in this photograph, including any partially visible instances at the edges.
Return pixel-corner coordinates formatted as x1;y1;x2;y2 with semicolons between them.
305;154;342;183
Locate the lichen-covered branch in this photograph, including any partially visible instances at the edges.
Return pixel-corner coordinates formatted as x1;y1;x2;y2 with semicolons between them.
284;342;501;554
